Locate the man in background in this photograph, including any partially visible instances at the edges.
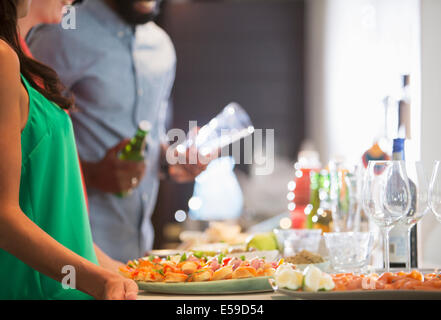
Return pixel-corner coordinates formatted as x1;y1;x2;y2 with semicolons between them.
28;0;208;263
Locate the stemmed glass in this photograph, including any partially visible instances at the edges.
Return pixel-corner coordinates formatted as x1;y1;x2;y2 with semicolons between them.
428;160;441;223
398;161;430;272
362;160;411;272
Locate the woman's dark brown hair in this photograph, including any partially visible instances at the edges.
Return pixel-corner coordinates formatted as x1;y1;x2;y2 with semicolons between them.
0;0;73;110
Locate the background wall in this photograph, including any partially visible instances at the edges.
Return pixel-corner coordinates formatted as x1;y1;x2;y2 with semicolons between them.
306;0;421;166
306;0;440;267
152;0;306;248
419;0;441;267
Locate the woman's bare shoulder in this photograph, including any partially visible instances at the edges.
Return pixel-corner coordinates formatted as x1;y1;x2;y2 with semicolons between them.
0;39;20;74
0;39;21;115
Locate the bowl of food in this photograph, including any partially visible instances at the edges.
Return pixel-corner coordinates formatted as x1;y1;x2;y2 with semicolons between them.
283;250;330;271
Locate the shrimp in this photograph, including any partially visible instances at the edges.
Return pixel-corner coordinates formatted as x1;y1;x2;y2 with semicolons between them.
232;266;257;279
188;268;214;282
178;261;199;275
164;272;188;283
212;266;234;281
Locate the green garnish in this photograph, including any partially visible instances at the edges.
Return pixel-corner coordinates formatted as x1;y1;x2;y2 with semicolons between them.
240;255;246;261
166;255;171;261
180;253;187;262
193;251;204;259
217;253;225;264
148;255;155;261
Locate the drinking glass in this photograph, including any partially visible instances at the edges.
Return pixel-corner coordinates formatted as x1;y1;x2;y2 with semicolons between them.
179;102;254;157
323;232;373;273
429;160;441;223
282;229;322;256
331;170;358;232
362;160;411;272
399;161;430;272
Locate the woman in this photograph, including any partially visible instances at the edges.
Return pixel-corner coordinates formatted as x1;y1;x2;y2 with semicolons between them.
0;0;138;299
18;0;126;273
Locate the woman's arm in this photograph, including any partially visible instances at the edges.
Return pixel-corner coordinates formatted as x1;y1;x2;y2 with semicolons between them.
94;244;125;273
0;43;137;300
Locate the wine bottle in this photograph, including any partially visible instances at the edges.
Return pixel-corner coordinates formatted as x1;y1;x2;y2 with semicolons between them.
306;171;320;229
398;75;411;139
388;138;418;269
307;170;333;233
116;120;151;197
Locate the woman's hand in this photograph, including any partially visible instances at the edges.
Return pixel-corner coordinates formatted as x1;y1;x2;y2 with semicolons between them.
100;273;138;300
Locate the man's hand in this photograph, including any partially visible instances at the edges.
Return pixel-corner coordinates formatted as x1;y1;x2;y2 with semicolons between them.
167;145;218;183
82;139;147;194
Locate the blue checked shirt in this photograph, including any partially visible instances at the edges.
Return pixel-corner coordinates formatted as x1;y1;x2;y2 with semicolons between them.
27;0;176;262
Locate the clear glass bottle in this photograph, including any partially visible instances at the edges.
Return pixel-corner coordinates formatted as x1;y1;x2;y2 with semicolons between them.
388;138;418;269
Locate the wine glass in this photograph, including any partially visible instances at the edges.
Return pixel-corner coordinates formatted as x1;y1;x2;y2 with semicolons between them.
429;160;441;223
362;160;411;272
398;161;430;272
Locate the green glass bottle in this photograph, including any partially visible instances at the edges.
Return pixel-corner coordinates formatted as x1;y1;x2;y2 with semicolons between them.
315;170;333;233
116;120;151;197
306;171;320;229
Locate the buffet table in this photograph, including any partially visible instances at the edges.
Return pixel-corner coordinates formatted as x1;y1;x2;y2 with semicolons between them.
137;291;290;300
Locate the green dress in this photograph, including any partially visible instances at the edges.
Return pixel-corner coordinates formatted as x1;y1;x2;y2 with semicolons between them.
0;75;98;300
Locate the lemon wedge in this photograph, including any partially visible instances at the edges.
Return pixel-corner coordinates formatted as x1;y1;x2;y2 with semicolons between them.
318;272;335;291
302;265;323;292
303;264;335;292
274;264;303;290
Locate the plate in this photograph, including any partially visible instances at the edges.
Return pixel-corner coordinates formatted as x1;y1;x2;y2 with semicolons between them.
275;288;441;300
137;276;273;295
269;279;441;300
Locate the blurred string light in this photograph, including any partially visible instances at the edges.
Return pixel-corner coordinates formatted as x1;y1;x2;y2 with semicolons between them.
226;105;235;115
188;196;202;211
174;210;187;223
288;202;296;211
286;192;295;201
304;204;313;216
279;217;292;229
287;181;296;191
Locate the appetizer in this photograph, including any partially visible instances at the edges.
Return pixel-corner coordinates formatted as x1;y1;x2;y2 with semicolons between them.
332;270;441;291
119;253;282;283
274;264;441;292
274;264;335;292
